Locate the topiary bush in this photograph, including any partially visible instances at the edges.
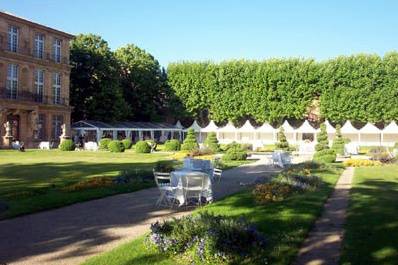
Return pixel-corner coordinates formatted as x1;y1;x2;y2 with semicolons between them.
99;138;112;150
108;140;125;153
59;139;75;151
181;128;199;151
204;132;220;152
223;145;247;161
135;140;151;153
164;139;181;151
313;123;336;163
122;139;133;149
275;127;289;151
331;124;345;155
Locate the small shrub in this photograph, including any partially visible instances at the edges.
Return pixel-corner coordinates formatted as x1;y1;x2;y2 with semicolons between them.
148;212;266;264
181;128;199;151
164;139;181;151
108;140;125;153
122;139;133;149
343;159;382;167
204;132;220;152
135;140;151;153
223;145;247;161
313;149;336;163
253;183;293;203
99;138;112;150
59;139;75;151
275;127;289;151
240;143;253;151
277;173;321;191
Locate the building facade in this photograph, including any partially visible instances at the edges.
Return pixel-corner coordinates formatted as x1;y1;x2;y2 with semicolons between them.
0;11;73;148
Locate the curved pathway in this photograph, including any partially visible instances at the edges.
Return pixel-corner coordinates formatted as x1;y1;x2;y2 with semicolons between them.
0;157;279;265
294;167;354;265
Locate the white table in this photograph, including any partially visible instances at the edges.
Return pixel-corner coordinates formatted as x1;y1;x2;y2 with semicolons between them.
170;169;213;206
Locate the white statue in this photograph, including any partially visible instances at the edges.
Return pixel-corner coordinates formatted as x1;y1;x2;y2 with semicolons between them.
4;121;12;137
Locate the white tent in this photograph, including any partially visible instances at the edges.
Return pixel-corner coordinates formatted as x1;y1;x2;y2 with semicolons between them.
279;120;297;143
201;120;218;132
237;120;256;141
218;121;238;143
256;122;276;143
359;123;381;146
382;121;398;146
296;120;317;142
325;120;336;142
188;120;203;142
341;121;360;143
175;120;184;129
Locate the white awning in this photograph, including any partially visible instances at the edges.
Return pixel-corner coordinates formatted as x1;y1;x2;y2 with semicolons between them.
280;120;296;133
201;120;218;132
175;120;184;129
237;120;255;132
341;121;359;134
296;120;317;133
218;121;237;132
383;121;398;134
359;123;381;134
188;120;202;132
325;120;336;134
256;122;276;132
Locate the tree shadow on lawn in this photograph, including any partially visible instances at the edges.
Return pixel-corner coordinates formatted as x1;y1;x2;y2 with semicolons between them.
341;180;398;265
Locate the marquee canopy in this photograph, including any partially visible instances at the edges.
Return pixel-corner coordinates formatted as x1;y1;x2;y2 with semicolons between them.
218;121;236;132
237;120;256;132
187;120;202;132
296;120;317;133
281;120;295;133
359;123;381;134
341;121;359;134
382;121;398;134
201;120;219;132
256;122;276;132
325;120;336;134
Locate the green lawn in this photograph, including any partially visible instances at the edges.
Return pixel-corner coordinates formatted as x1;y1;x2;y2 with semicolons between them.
82;163;344;265
341;165;398;265
0;149;172;219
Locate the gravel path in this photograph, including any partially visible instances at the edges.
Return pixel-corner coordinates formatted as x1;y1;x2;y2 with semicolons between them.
0;157;278;265
294;167;354;265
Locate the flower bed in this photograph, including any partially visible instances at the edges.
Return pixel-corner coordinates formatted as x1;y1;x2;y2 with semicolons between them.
343;159;382;167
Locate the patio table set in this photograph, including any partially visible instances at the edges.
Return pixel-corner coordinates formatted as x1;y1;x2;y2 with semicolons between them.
153;158;222;208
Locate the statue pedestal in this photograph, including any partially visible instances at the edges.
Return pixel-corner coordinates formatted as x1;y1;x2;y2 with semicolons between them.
59;135;70;144
2;136;13;148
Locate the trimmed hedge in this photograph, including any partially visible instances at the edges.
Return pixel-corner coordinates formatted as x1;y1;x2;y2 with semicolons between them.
99;138;112;150
122;139;133;149
108;140;125;152
135;140;151;153
223;145;247;161
181;128;199;151
59;139;75;151
275;127;289;151
313;149;336;163
164;139;181;151
331;124;345;155
168;53;398;123
204;132;220;152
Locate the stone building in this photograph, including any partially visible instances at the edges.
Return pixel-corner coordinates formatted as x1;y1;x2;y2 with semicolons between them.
0;11;73;148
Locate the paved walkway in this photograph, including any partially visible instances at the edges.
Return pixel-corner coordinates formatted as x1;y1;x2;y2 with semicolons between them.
294;167;354;265
0;157;279;265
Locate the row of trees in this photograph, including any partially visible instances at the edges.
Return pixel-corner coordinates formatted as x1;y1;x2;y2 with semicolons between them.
70;34;172;122
168;53;398;123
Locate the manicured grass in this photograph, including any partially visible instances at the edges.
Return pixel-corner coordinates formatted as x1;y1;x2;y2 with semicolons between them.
341;165;398;265
0;149;171;219
82;163;344;265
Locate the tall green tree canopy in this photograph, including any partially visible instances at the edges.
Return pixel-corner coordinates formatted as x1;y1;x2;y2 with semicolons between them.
115;44;169;121
70;34;130;122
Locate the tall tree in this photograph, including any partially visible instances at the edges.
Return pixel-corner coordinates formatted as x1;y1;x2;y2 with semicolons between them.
70;34;130;122
115;44;169;121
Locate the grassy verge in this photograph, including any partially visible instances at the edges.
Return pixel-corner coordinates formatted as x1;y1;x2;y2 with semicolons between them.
0;150;171;219
341;165;398;265
82;163;343;265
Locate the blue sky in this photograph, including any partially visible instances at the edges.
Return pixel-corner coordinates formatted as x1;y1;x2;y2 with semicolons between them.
2;0;398;66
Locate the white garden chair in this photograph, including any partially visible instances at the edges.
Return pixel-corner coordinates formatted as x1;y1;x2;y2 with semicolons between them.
181;174;206;208
153;171;176;207
213;168;223;182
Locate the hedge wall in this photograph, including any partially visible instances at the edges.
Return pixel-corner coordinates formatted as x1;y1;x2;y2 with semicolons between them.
167;52;398;123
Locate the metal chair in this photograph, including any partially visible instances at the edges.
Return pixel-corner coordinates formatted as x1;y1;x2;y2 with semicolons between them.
181;174;206;208
153;171;176;207
213;168;223;182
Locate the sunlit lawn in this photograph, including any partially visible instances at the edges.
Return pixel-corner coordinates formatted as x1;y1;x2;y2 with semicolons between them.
341;165;398;265
0;149;172;219
82;164;344;265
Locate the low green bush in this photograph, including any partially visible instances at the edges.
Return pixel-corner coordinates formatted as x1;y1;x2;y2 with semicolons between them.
223;145;247;161
181;128;199;151
164;139;181;151
108;140;125;153
59;139;75;151
135;140;151;153
313;149;336;163
122;139;133;149
99;138;112;150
